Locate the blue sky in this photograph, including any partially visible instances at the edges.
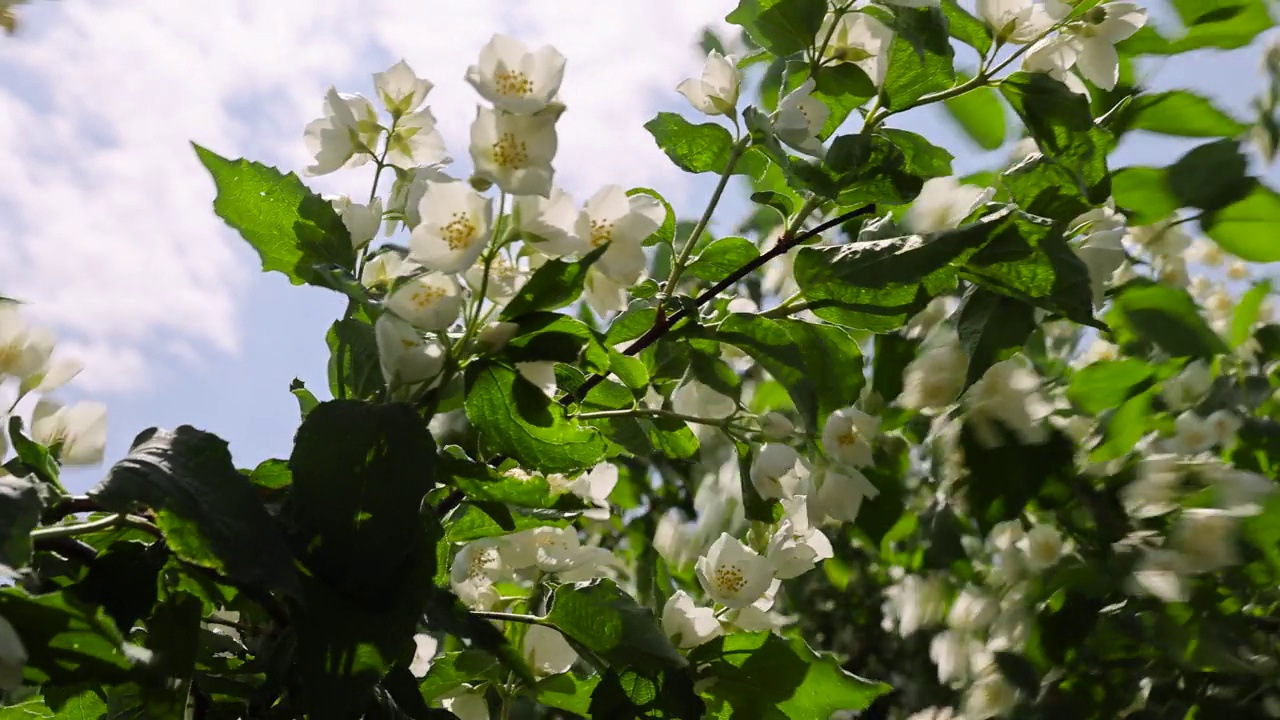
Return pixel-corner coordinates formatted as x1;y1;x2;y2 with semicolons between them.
0;1;1275;493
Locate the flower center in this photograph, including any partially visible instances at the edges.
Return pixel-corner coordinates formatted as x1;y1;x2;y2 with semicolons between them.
713;563;747;594
492;132;529;169
493;69;533;97
837;427;859;447
468;547;497;580
410;286;446;310
589;219;614;248
442;211;479;251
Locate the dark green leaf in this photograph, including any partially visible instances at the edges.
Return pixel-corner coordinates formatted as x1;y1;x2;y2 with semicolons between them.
1106;280;1228;358
192;144;352;285
0;474;42;569
688;632;891;718
1167;139;1256;213
954;287;1037;387
750;190;795;224
628;188;677;247
941;0;993;56
538;672;601;715
588;669;704;719
961;423;1075;534
422;589;537;688
1067;359;1153;414
644;113;766;177
503;312;609;372
1111;166;1180;226
687;237;760;284
0;588;132;686
1111;90;1249;138
89;426;302;597
69;541;164;633
882;7;956;110
1091;389;1155;462
994;651;1040;694
944;78;1006;150
440;452;588;512
0;689;108;718
465;361;606;474
444;503;570;543
417;650;497;702
326;315;382;401
500;244;608;319
545;578;687;672
810;63;876;139
1002;153;1094;222
7;416;59;490
725;0;827;56
871;333;921;404
785;129;949;205
1233;280;1273;348
1203;184;1280;262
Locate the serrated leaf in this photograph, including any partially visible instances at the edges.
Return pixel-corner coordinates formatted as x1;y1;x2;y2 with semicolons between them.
725;0;827;56
500;244;608;319
545;579;687;673
644;113;767;177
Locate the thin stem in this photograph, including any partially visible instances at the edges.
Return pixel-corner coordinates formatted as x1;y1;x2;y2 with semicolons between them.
471;610;552;626
662;135;752;300
30;514;123;540
762;299;814;319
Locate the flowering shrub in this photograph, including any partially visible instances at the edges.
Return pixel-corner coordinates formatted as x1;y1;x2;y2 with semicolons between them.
4;1;1280;718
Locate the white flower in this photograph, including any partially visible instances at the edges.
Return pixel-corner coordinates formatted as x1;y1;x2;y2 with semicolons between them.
583;270;629;316
375;314;447;391
374;59;433;118
1168;411;1215;455
1128;219;1192;258
1130;547;1188;603
900;334;969;413
517;187;584;258
1209;466;1275;514
1074;228;1126;306
1206;409;1242;448
385;272;463;331
466;34;567;114
1170;508;1239;573
440;687;490;720
303;88;377;176
761;412;796;441
811;466;879;525
409;633;439;678
523;624;577;677
470;106;558;197
577;186;665;285
464;254;527;304
565;463;617;521
817;12;895;86
407;181;492;274
450;538;506;609
986;520;1026;553
987;606;1031;652
1161;360;1213;410
477;321;520;353
751;443;804;500
1123;454;1184;518
964;671;1020;719
1227;260;1251;281
930;629;984;687
767;496;834;579
654;509;698;568
1060;3;1147;91
1021;34;1089;95
772;79;828;158
907;708;959;720
672;380;736;420
821;406;880;467
0;613;26;691
385;108;448;169
31;399;107;466
516;361;557;398
906;296;958;339
0;306;53;381
1019;524;1064;570
1074;337;1119;367
964;357;1050;447
332;196;383;250
361;251;411;290
989;546;1029;588
978;0;1055;44
884;574;947;637
518;526;582;573
23;356;82;395
676;49;741;117
1186;238;1225;267
388;165;454;230
695;533;776;609
662;590;723;649
947;588;998;633
905;177;994;233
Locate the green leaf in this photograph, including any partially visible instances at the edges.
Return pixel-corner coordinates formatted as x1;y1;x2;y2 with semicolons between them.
1067;359;1154;414
960;423;1075;534
417;650;497;702
0;474;43;570
443;502;571;543
944;78;1006;150
502;312;609;372
1171;0;1273;51
940;0;993;56
794;206;1019;331
714;314;864;431
0;690;108;718
422;589;536;689
249;458;292;490
440;452;588;512
465;361;606;474
687;237;760;284
1112;166;1180;226
871;333;921;404
1203;184;1280;262
1002;154;1094;222
644;113;765;177
538;672;601;715
290;378;320;418
1232;280;1273;348
688;632;891;718
589;669;704;719
628;188;677;247
69;540;163;632
810;63;876;139
788;129;950;207
750;190;796;223
0;588;132;686
954;287;1037;387
500;244;608;319
1167;139;1256;213
326;314;382;401
89;426;302;597
999;72;1112;206
1112;90;1249;138
545;578;687;672
6;416;59;490
290;400;437;602
725;0;827;56
1091;389;1155;462
192;143;351;285
1106;280;1228;359
881;7;956;110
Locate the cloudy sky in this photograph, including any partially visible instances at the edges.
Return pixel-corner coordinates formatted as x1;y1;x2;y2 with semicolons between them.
0;0;1275;491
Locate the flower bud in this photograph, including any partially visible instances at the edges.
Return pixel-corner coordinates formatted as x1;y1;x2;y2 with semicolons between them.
761;412;795;441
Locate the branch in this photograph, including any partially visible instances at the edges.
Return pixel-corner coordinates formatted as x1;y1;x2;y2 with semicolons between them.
562;203;875;405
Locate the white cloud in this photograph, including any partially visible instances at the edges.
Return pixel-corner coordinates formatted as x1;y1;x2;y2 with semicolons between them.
0;0;735;393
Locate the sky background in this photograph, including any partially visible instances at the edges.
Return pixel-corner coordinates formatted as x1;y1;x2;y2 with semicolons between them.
0;0;1275;492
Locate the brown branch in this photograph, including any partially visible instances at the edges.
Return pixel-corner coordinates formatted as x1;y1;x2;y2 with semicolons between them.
562;203;875;406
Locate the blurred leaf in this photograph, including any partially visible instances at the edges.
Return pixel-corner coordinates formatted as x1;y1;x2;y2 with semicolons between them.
944;78;1006;150
1203;184;1280;262
1067;359;1154;414
1232;280;1273;348
1171;0;1273;51
955;287;1037;387
1111;166;1180;226
961;423;1075;533
588;668;704;719
0;588;132;687
1167;139;1256;213
1111;90;1249;138
999;73;1112;206
1106;280;1228;358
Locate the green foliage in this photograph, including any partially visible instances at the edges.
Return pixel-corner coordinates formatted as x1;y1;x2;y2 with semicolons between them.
687;237;760;284
0;474;43;570
1109;90;1249;138
944;78;1007;151
1111;166;1180;225
1167;139;1256;213
545;579;686;672
501;245;607;318
645;113;767;177
1106;280;1229;358
880;6;956;110
1068;359;1154;414
0;588;133;686
725;0;826;56
1203;184;1280;261
954;287;1037;387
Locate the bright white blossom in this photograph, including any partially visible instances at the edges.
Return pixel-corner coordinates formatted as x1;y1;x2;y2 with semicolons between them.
1073;227;1126;306
817;11;895;86
576;186;664;286
811;466;879;525
583;270;630;316
1131;547;1189;603
767;496;834;578
361;251;410;290
1170;508;1240;573
1187;238;1226;267
930;629;985;687
470;106;558;197
31;399;107;466
465;255;527;304
1059;2;1148;91
900;331;969;412
822;406;880;467
466;34;567;114
905;177;994;233
303;88;377;176
1162;360;1213;410
751;443;804;500
964;357;1050;447
562;463;617;521
375;314;447;391
1169;410;1216;455
0;613;26;691
1021;34;1088;95
331;196;383;250
978;0;1055;44
440;687;489;720
517;187;583;258
662;590;723;649
523;624;577;677
883;574;947;637
676;49;741;117
477;321;520;353
449;538;506;609
516;361;558;398
385;107;448;169
1123;454;1185;518
1019;524;1065;570
964;671;1020;719
0;307;54;381
1206;409;1242;448
761;412;796;441
947;588;998;634
772;79;829;158
695;533;777;609
385;272;463;331
409;634;439;678
373;59;433;117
